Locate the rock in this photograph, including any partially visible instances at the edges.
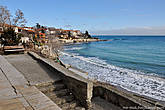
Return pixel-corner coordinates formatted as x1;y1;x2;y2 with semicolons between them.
65;64;71;69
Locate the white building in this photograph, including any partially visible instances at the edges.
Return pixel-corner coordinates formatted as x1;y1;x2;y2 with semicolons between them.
71;30;81;38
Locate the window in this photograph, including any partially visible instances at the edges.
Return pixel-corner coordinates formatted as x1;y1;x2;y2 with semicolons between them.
0;27;3;31
18;29;22;32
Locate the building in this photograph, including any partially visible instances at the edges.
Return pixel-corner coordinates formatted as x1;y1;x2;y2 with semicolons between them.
0;26;3;32
71;30;81;38
0;28;3;37
47;27;56;35
34;32;47;44
46;28;62;35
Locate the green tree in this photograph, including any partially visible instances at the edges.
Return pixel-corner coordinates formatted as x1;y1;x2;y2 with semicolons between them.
85;30;91;38
41;26;45;33
36;23;41;29
0;28;21;46
68;31;71;39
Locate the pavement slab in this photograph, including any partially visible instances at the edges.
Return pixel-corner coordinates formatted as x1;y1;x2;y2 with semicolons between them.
0;54;61;110
5;54;61;86
0;98;26;110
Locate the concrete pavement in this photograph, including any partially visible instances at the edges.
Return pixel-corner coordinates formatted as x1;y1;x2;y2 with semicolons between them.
5;54;61;86
0;55;61;110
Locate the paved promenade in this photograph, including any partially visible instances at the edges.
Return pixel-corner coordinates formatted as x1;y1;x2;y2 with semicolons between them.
0;55;61;110
5;54;61;86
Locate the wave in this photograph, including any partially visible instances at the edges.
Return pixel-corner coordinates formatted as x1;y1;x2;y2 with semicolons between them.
114;59;165;68
60;52;165;101
64;47;84;51
112;38;127;41
60;51;79;56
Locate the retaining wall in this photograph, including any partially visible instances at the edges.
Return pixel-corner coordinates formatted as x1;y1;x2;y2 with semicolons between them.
93;82;165;109
28;52;93;109
28;51;165;110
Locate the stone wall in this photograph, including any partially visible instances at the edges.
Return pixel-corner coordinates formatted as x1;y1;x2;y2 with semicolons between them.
93;82;165;109
93;86;139;108
28;51;93;109
28;51;165;110
62;75;93;109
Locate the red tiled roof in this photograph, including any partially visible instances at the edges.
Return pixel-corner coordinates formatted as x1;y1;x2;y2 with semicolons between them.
39;33;45;35
28;27;34;29
63;30;80;32
0;23;16;28
17;27;25;30
63;30;72;31
36;28;47;31
73;30;80;32
0;24;36;33
55;29;62;31
17;27;35;33
27;30;35;33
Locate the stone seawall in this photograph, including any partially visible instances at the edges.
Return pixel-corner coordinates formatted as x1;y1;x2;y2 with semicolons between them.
28;51;165;110
93;82;165;109
93;86;139;107
62;75;93;109
28;51;93;109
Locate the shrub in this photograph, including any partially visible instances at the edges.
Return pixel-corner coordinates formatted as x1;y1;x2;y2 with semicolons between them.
0;28;21;46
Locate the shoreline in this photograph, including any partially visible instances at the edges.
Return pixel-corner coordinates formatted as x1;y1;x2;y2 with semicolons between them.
29;51;165;109
60;55;165;100
58;38;109;43
61;59;165;104
59;47;165;102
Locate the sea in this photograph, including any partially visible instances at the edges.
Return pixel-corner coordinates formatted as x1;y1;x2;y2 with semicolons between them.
59;35;165;101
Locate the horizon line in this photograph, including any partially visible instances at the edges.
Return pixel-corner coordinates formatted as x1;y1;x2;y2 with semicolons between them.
91;34;165;36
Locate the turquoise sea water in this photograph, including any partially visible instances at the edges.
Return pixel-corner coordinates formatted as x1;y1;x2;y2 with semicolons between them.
60;36;165;101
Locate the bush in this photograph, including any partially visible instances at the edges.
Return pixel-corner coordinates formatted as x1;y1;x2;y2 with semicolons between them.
0;28;21;46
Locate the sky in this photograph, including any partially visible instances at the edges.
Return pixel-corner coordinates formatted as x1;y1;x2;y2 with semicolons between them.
0;0;165;35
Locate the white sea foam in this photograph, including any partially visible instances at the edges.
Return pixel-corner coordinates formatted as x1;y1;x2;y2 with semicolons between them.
64;47;84;51
60;51;79;56
60;52;165;101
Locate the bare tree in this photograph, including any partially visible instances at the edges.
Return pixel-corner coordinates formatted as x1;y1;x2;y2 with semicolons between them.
12;9;27;27
47;36;63;58
52;40;63;58
0;5;27;46
0;6;11;30
0;5;26;28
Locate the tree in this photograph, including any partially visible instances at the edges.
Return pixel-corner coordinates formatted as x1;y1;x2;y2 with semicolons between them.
47;36;63;58
85;30;92;38
68;31;71;39
0;6;11;30
0;28;21;46
12;9;27;27
85;31;89;36
0;6;26;28
0;5;27;46
41;26;45;33
36;23;41;29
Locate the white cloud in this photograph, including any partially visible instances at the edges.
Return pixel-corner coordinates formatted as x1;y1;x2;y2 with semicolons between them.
91;26;165;35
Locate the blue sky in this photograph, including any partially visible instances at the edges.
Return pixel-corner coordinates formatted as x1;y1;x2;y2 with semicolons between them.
1;0;165;35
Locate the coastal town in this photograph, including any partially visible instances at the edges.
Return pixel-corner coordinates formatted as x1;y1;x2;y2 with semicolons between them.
0;4;165;110
0;5;107;58
0;23;99;44
0;23;99;46
0;21;104;59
